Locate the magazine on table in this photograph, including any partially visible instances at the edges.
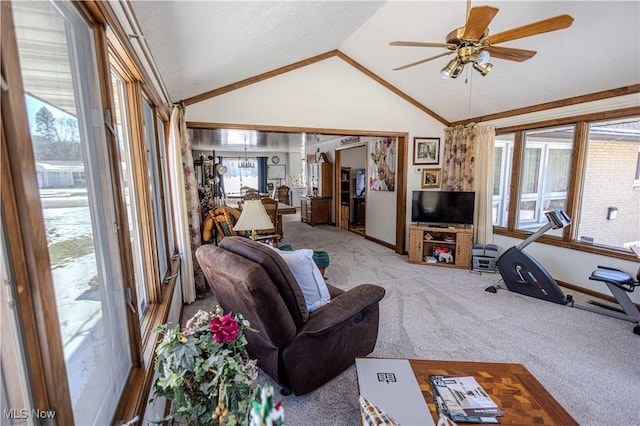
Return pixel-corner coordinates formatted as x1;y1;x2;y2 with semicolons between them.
430;374;503;424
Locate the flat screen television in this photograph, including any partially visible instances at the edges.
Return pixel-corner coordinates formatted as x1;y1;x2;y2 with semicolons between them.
411;190;475;226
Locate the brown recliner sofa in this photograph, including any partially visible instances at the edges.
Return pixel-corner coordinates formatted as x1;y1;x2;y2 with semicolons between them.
195;237;385;395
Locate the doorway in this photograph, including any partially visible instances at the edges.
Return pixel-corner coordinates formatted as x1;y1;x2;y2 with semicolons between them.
334;134;407;255
337;144;367;236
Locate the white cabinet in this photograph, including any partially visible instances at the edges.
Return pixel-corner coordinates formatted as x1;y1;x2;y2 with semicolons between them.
290;187;305;207
307;162;332;197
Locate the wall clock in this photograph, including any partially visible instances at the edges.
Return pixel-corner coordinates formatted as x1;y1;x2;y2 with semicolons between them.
271;155;280;164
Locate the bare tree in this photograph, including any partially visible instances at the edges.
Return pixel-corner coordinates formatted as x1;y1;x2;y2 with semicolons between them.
32;106;81;161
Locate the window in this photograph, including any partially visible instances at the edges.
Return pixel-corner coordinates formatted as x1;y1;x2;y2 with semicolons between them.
0;227;34;425
4;0;180;422
157;115;176;258
577;117;640;251
13;1;131;423
495;114;639;256
143;98;169;283
222;158;260;195
493;134;514;227
517;126;574;236
111;68;149;317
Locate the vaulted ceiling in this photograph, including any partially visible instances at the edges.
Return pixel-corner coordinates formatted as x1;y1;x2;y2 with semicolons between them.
129;1;640;126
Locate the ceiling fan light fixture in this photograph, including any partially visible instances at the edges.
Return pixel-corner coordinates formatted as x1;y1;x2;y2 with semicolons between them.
441;58;463;79
477;49;490;65
473;62;493;76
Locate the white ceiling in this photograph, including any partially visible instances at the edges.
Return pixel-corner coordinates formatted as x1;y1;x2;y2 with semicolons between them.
129;1;640;140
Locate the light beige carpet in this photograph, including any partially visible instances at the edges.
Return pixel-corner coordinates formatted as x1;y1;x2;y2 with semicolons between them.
185;213;640;425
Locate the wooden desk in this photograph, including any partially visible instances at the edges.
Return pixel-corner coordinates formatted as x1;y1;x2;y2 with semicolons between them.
408;359;577;425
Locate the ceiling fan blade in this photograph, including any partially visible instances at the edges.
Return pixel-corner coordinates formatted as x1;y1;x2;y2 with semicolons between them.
486;46;537;62
463;6;499;40
487;14;574;45
393;51;454;71
390;41;453;49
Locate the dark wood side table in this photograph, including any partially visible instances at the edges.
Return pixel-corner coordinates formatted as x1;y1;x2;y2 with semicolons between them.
301;196;331;226
408;359;577;425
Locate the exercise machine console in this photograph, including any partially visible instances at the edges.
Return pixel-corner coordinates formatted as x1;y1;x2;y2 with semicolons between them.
487;209;640;335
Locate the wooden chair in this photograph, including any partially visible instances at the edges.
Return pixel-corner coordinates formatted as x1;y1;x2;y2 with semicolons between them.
205;204;281;246
275;185;290;204
260;197;279;238
240;186;258;195
208;206;250;241
243;191;261;201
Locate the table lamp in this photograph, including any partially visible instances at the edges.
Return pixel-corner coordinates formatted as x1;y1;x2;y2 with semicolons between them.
233;200;274;240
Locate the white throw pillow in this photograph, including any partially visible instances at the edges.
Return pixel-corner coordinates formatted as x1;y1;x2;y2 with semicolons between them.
275;248;330;312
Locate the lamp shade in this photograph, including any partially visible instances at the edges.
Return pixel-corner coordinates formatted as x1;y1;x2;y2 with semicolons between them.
234;200;274;235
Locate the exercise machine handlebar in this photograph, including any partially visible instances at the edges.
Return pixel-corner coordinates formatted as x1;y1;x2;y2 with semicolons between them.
516;209;571;251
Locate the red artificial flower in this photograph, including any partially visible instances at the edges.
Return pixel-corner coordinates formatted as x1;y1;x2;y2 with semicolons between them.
209;313;240;343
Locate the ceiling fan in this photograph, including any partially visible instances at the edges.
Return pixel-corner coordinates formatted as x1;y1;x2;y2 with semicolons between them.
390;2;574;78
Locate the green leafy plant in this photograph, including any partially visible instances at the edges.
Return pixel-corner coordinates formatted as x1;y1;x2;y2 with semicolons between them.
151;307;258;425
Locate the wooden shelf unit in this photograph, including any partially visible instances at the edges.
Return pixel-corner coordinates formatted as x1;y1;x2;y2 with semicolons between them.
339;167;350;230
408;225;473;269
340;167;350;205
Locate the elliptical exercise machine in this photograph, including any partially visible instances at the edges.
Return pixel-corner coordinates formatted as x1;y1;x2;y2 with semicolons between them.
486;209;640;335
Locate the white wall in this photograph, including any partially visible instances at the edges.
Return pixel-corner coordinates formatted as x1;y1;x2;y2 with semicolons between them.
186;56;444;245
186;55;638;299
341;145;366;172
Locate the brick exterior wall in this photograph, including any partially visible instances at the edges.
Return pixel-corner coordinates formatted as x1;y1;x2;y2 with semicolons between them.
579;140;640;249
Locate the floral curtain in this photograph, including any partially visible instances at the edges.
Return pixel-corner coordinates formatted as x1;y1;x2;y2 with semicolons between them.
442;126;476;191
442;124;495;245
168;104;205;303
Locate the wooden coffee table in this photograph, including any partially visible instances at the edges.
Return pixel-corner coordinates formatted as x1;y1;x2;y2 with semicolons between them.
408;359;577;425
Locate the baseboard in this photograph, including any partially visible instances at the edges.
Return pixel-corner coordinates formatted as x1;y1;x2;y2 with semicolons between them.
365;234;396;251
558;279;640;309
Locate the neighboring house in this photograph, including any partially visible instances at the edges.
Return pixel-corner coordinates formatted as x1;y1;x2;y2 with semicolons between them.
35;161;85;188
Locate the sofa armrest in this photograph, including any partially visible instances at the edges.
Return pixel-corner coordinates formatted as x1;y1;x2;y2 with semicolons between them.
299;284;385;336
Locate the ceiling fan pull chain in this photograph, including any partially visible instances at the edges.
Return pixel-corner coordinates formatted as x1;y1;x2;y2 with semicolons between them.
467;71;474;117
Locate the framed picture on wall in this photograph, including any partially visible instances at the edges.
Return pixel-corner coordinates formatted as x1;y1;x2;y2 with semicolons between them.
413;137;440;165
421;168;441;189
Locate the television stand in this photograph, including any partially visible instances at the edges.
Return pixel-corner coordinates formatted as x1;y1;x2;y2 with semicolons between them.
408;225;473;269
